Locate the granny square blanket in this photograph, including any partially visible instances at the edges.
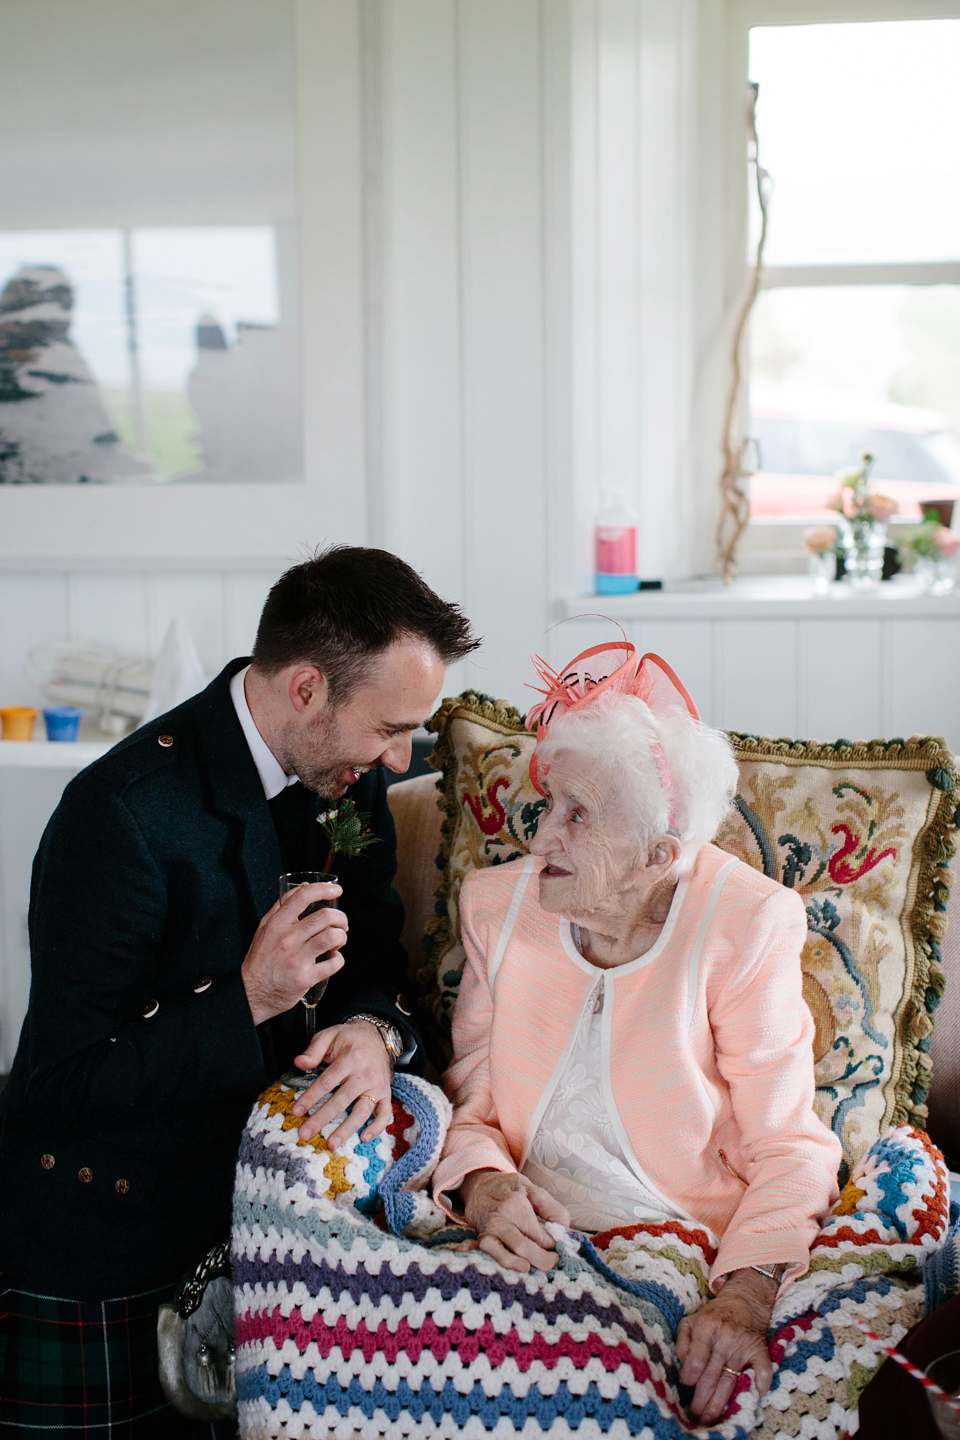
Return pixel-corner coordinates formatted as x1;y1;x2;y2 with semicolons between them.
233;1077;951;1440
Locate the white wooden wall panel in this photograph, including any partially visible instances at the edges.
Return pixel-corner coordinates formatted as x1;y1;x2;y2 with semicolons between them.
633;620;715;724
146;573;228;678
552;603;960;751
715;619;798;736
380;0;464;602
0;573;69;709
637;0;684;579
541;0;578;651
597;0;641;511
568;0;602;602
457;0;549;694
224;571;280;660
295;0;368;540
67;574;149;659
797;619;883;743
884;619;960;749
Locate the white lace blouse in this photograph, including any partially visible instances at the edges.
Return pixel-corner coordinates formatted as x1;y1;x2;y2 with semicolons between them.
520;974;684;1233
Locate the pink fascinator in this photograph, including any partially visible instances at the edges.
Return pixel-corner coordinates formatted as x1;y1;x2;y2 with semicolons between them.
525;641;700;830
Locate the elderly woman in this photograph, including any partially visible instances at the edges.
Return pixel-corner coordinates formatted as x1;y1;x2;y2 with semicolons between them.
432;643;842;1427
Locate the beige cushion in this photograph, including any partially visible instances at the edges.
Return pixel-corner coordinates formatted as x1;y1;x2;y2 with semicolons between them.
387;773;443;978
415;691;959;1180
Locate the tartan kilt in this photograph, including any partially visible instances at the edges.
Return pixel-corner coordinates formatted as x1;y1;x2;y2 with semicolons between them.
0;1281;235;1437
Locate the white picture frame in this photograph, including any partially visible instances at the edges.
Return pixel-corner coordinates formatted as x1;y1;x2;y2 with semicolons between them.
0;0;372;564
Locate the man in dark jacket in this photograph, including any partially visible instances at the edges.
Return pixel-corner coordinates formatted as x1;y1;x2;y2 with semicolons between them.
0;545;478;1436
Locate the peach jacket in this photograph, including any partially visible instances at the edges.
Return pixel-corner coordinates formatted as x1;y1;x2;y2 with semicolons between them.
432;844;842;1288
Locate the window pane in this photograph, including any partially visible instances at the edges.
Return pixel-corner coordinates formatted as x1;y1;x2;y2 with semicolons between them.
748;285;960;520
749;20;960;266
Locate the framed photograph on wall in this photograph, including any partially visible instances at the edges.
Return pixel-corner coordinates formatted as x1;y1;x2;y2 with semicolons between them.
0;0;370;561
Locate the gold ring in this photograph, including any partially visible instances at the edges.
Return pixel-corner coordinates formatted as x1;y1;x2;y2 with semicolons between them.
357;1093;378;1106
721;1365;740;1377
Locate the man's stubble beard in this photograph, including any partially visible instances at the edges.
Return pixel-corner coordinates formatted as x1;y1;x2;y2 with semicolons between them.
275;706;357;799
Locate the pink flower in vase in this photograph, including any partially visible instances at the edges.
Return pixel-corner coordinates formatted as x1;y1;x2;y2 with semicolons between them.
935;528;960;559
803;525;836;554
824;493;845;514
867;494;898;522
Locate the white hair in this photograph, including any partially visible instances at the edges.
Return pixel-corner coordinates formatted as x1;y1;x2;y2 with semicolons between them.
534;691;738;875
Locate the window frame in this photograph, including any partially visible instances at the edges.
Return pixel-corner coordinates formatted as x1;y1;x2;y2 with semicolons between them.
723;0;960;568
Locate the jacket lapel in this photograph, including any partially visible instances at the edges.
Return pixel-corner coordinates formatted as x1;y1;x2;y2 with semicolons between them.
193;661;284;922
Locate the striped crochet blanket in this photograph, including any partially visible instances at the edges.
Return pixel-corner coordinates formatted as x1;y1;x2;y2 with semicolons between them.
233;1075;950;1439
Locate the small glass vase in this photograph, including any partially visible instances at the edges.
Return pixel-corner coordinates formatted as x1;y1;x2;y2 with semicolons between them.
838;517;887;590
807;550;835;594
932;554;958;596
913;555;938;592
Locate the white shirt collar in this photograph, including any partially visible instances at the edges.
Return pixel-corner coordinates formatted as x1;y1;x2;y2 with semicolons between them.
229;665;300;801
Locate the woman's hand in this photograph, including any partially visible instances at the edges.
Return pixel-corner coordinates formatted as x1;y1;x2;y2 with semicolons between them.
675;1268;777;1424
460;1170;571;1273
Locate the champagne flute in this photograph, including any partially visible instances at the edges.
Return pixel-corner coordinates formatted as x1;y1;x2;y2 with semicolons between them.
925;1350;960;1438
279;869;338;1092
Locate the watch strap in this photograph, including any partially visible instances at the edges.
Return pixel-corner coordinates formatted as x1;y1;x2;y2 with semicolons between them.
349;1011;403;1059
750;1262;787;1285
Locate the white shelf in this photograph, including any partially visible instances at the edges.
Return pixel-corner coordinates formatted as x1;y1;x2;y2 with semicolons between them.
0;739;114;768
556;576;960;621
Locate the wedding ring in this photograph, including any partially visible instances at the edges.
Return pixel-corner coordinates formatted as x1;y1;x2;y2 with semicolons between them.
357;1093;378;1106
721;1365;740;1377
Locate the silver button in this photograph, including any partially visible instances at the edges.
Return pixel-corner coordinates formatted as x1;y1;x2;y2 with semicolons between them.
142;998;159;1018
192;976;212;994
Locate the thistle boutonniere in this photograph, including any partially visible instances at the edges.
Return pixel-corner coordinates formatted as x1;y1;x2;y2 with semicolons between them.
316;798;380;860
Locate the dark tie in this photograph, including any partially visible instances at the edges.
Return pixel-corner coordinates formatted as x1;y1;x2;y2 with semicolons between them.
268;781;315;872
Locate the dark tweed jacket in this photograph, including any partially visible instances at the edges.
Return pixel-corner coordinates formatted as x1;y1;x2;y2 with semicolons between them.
0;659;420;1298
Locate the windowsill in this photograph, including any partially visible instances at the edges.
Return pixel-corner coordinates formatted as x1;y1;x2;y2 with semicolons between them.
556;575;960;620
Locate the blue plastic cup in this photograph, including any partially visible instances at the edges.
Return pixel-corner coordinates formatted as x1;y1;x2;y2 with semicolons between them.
43;706;83;742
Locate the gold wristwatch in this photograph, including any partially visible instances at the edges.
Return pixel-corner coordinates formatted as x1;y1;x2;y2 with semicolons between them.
349;1012;403;1060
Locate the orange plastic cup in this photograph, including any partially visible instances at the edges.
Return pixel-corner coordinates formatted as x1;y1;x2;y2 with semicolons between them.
0;706;38;741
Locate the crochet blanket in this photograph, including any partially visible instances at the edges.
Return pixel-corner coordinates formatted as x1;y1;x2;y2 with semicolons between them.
233;1076;950;1440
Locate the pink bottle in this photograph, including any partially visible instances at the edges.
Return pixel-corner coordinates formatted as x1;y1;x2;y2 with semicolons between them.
595;492;638;594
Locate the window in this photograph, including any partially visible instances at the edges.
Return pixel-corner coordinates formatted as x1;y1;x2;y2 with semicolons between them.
745;18;960;525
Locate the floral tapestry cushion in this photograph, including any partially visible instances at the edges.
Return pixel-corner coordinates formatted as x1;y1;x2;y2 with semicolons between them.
420;692;959;1178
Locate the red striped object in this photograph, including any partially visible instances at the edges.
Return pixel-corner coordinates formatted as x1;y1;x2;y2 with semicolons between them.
856;1322;960;1411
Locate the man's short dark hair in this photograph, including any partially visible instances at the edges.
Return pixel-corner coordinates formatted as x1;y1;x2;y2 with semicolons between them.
252;545;479;702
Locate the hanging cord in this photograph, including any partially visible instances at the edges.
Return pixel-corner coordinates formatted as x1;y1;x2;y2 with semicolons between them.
716;82;770;583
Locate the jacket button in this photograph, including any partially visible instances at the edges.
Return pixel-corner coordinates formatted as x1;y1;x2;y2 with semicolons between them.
115;1178;130;1195
40;1153;55;1170
192;976;212;994
78;1167;93;1184
395;993;412;1016
142;998;159;1018
158;735;174;747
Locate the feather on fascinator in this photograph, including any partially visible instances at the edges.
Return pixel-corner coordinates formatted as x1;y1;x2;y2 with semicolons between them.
525;642;700;831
